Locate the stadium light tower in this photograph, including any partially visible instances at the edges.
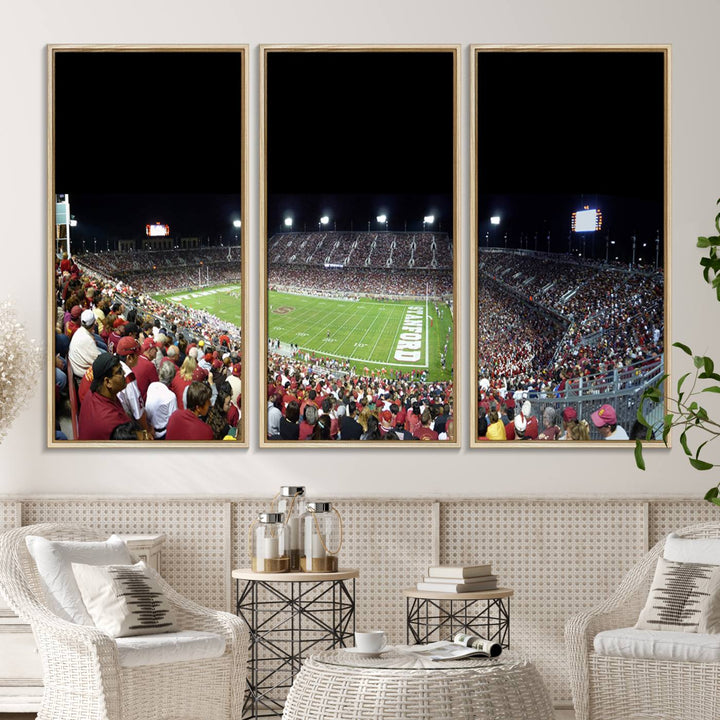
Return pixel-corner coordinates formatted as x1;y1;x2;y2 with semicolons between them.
376;214;388;230
423;215;434;231
490;216;501;225
284;217;293;231
319;216;329;231
232;219;242;229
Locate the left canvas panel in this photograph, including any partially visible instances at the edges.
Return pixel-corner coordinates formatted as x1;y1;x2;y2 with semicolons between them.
48;46;248;446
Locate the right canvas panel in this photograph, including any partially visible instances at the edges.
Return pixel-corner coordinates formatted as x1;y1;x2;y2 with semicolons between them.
471;46;669;446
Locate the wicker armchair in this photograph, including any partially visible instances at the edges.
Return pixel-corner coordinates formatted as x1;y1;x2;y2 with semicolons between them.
565;521;720;720
0;523;248;720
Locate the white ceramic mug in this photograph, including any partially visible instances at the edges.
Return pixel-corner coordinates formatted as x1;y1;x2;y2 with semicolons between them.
354;630;387;653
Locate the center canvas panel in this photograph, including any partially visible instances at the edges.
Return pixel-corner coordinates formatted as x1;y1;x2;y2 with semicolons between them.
261;47;459;446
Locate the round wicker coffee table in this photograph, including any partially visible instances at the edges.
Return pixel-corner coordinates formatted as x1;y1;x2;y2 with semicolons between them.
282;647;554;720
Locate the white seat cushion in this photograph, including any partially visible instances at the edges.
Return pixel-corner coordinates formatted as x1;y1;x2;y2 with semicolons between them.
595;627;720;663
116;630;226;668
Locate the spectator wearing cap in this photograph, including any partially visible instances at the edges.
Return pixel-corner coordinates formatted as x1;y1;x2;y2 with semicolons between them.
379;409;394;436
521;400;539;440
165;381;214;441
227;362;242;410
591;403;629;440
115;336;154;439
182;366;217;412
558;406;578;440
133;337;160;401
68;308;104;379
78;354;131;440
146;361;178;440
64;304;83;338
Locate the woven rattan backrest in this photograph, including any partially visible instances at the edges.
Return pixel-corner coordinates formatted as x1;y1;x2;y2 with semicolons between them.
0;523;107;619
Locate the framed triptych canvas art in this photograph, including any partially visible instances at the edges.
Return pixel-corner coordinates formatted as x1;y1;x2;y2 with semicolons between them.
46;43;669;450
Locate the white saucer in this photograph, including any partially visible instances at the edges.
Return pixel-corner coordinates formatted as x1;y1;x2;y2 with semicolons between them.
343;647;390;657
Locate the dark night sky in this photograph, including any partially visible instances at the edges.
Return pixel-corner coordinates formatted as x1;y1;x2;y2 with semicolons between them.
476;50;666;263
54;50;244;245
265;50;455;234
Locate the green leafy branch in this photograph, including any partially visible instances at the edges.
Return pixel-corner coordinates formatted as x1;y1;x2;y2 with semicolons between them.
635;199;720;507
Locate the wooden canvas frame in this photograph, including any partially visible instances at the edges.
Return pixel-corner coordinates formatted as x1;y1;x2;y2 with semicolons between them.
260;45;460;447
470;45;670;448
48;45;249;447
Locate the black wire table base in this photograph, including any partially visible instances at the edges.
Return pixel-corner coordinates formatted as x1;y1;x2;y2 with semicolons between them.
236;577;356;719
406;595;510;648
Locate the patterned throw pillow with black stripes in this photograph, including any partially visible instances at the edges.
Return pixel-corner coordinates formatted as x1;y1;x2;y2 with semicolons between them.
635;557;720;633
71;560;178;638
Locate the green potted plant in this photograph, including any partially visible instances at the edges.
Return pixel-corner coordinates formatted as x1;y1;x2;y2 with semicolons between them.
635;199;720;507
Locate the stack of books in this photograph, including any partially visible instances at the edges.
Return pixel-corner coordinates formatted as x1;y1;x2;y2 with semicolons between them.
416;564;498;593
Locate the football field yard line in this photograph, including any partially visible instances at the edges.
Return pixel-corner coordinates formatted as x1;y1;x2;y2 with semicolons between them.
332;305;379;358
425;291;429;368
385;302;409;365
268;292;433;370
367;306;397;364
303;303;365;352
350;306;387;353
295;304;425;369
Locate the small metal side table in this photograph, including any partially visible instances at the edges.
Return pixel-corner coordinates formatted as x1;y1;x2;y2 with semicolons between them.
404;587;513;648
233;568;359;719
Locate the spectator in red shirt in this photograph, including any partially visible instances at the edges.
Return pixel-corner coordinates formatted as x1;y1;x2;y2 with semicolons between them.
133;337;160;401
166;381;214;441
78;355;131;440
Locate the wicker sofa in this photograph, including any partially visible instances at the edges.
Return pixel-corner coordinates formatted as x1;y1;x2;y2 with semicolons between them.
0;523;248;720
565;521;720;720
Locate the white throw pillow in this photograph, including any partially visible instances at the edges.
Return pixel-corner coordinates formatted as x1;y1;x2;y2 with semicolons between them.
25;534;133;624
664;532;720;565
71;560;178;638
635;557;720;633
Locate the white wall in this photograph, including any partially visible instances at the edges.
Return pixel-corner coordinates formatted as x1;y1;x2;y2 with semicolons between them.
1;0;719;498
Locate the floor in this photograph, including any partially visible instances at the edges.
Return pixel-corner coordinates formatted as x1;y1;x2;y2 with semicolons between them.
3;712;578;719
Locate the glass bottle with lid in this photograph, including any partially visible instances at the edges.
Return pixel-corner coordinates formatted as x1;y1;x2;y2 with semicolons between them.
251;512;290;573
276;486;306;571
300;501;342;573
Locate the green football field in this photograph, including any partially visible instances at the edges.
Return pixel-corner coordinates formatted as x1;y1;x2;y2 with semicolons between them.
268;291;453;381
152;284;454;381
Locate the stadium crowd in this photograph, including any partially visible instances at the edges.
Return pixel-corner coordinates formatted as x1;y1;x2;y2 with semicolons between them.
266;352;454;441
268;266;453;299
83;246;241;295
476;249;664;440
268;231;452;269
54;250;243;441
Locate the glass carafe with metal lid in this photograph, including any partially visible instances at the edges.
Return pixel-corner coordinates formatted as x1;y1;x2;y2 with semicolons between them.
251;512;290;573
300;501;343;573
276;486;307;571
